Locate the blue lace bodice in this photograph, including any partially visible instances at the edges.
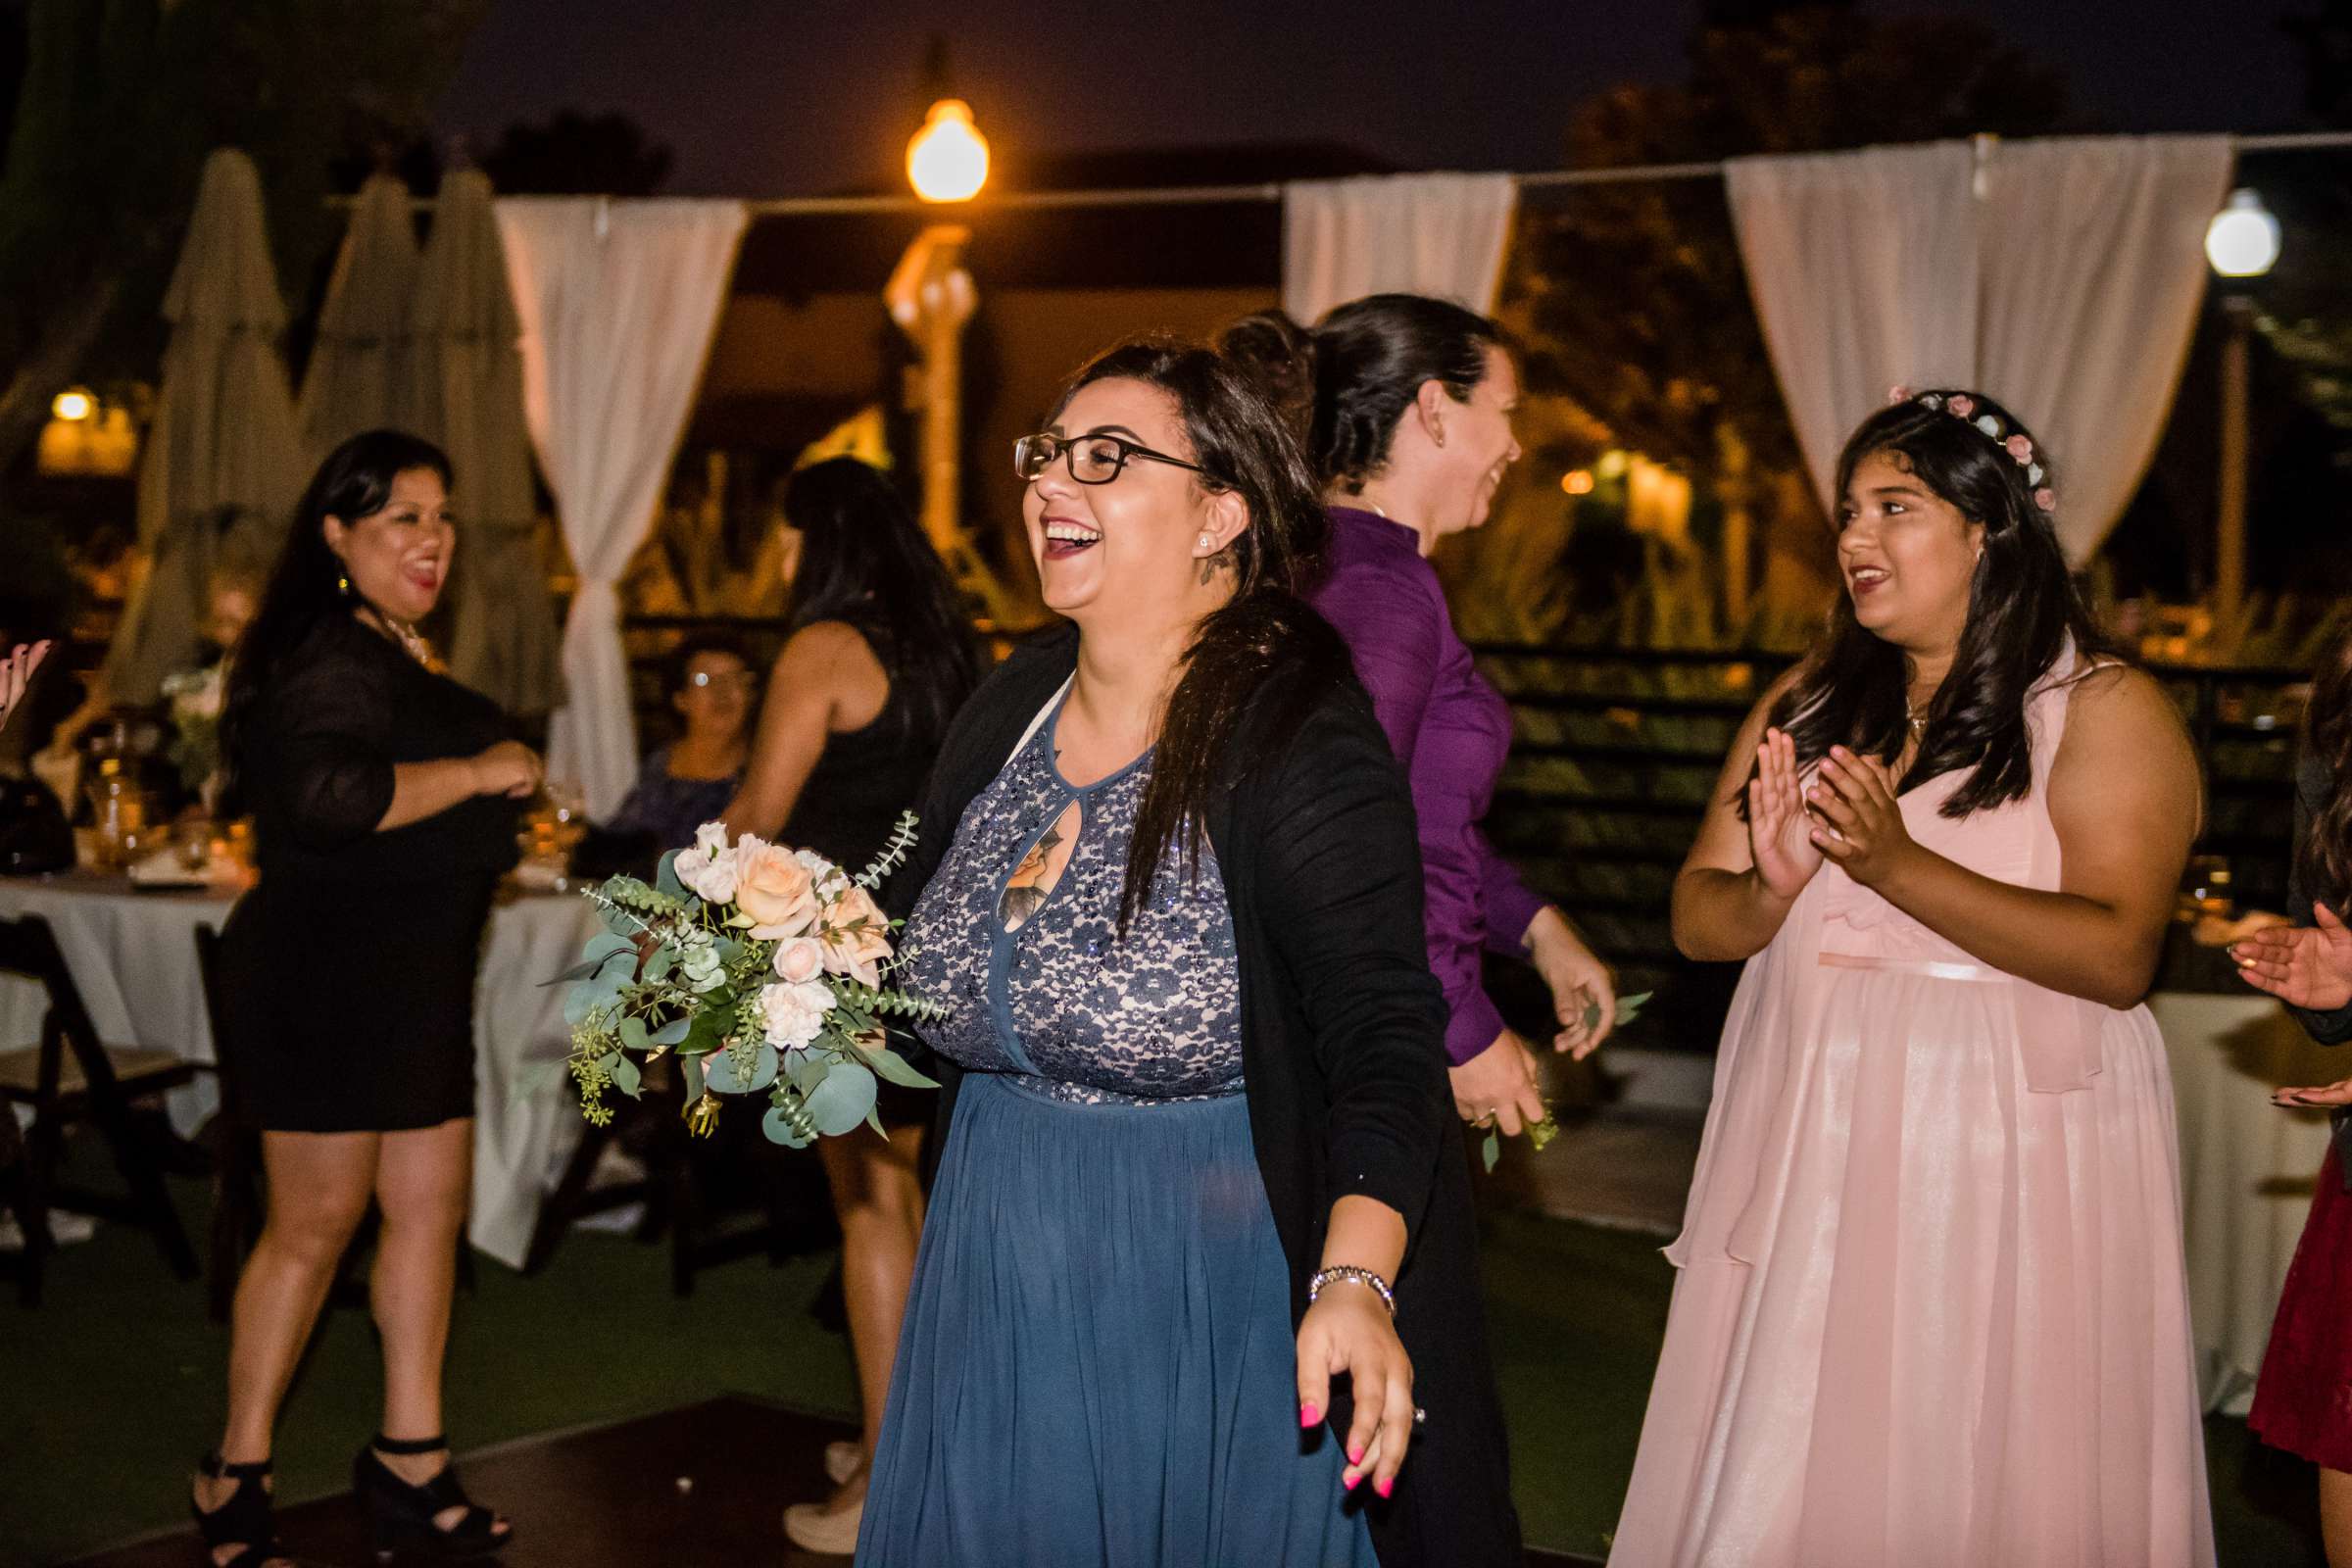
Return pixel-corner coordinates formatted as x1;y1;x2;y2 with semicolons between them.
902;698;1243;1105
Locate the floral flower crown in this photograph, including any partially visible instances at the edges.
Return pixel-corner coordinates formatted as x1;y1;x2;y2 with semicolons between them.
1887;386;2056;514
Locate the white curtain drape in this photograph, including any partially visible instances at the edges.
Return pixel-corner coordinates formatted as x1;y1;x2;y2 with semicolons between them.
1282;173;1519;325
1977;138;2234;560
1728;135;2231;561
493;197;748;815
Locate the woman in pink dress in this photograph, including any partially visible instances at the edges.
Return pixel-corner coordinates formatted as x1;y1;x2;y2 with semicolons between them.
1612;390;2214;1567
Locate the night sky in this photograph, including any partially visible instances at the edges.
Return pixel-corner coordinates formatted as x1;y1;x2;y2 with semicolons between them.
434;0;2313;198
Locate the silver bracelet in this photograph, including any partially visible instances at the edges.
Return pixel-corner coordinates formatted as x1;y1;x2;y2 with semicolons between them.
1308;1265;1396;1317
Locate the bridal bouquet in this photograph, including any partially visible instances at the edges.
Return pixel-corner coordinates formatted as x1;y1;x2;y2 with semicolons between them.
560;814;942;1146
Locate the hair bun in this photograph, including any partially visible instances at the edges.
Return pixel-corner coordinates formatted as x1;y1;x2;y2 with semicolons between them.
1215;310;1315;442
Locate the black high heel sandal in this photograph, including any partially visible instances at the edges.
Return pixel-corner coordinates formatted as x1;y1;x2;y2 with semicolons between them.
189;1452;286;1568
351;1434;512;1562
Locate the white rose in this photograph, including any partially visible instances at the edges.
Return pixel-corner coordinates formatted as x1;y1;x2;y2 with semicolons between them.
771;936;825;984
676;828;739;904
757;977;837;1050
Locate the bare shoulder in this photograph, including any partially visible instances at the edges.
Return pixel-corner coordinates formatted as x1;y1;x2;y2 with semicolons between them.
2060;661;2190;751
775;620;877;678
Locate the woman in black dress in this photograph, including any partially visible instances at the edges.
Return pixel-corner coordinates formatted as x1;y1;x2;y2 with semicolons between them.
193;431;538;1567
719;456;983;1553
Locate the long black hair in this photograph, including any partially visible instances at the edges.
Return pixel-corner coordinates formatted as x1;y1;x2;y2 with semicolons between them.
221;429;453;802
2299;626;2352;912
1054;338;1350;930
1298;293;1506;492
781;457;982;752
1766;392;2112;817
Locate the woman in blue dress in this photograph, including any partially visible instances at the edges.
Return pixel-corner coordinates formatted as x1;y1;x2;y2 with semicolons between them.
858;339;1520;1566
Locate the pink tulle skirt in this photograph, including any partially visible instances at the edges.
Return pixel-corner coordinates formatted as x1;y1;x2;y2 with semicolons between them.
1611;951;2215;1568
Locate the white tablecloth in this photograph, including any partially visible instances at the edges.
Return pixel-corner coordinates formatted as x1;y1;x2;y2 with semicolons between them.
2155;989;2341;1416
0;873;601;1267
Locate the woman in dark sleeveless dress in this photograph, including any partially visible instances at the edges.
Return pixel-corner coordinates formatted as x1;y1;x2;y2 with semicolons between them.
719;456;983;1553
195;431;536;1567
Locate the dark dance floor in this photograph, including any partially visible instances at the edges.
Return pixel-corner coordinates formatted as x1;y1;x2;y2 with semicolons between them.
60;1396;1596;1567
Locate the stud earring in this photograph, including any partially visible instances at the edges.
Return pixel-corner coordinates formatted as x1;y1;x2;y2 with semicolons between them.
337;572;351;597
1198;533;1214;551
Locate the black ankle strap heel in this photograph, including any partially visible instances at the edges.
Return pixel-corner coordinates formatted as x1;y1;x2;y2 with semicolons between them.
353;1435;512;1562
190;1452;285;1568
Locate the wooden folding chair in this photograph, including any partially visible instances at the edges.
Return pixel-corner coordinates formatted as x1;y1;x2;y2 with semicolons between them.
0;911;200;1306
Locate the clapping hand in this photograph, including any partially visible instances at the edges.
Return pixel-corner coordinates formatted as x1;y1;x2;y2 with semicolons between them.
0;640;51;732
2235;904;2352;1014
1805;746;1917;890
1747;726;1823;900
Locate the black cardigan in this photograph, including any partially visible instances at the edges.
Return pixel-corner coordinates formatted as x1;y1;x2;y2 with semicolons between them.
888;623;1521;1567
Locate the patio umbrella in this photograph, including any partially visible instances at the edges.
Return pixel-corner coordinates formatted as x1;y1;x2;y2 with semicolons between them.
104;148;309;705
297;172;418;453
403;169;561;717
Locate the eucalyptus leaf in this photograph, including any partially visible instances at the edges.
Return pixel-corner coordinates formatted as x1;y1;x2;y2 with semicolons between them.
543;956;605;987
643;948;676;984
854;1038;939;1091
581;931;636;965
1481;1129;1501;1174
656;850;686;899
612;1054;643;1098
705;1041;779;1096
651;1016;691;1047
679;1006;729;1057
619;1015;650;1052
761;1101;813;1149
786;1049;830;1097
805;1059;878;1137
679;1052;705;1102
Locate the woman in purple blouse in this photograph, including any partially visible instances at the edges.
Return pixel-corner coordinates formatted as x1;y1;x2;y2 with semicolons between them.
1224;297;1617;1137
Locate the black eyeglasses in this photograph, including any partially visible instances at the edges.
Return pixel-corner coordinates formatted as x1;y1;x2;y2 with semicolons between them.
1013;430;1207;486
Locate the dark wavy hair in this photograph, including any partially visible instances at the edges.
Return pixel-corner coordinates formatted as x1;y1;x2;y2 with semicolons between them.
221;428;453;804
1054;338;1350;929
782;457;982;753
1298;293;1506;492
2300;627;2352;912
1763;392;2112;818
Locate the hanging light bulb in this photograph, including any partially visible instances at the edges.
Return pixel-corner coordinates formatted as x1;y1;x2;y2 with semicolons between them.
907;99;989;204
2205;187;2281;279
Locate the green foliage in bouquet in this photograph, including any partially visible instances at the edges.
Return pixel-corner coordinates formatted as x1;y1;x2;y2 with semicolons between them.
558;812;944;1148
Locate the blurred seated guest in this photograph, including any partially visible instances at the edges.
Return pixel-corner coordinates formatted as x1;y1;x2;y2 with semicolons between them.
0;638;70;875
605;635;757;855
2235;624;2352;1567
0;640;51;732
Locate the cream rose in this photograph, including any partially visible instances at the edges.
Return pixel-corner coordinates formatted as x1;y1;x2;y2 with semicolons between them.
817;885;894;989
675;821;739;903
758;977;836;1050
771;936;825;985
733;837;819;939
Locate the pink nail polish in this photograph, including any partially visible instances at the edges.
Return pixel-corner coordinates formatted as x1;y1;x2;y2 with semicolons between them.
1342;1471;1361;1492
1299;1402;1320;1428
1376;1477;1394;1499
1348;1443;1364;1465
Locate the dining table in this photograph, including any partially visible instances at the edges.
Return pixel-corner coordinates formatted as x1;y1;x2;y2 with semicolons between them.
0;869;603;1268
